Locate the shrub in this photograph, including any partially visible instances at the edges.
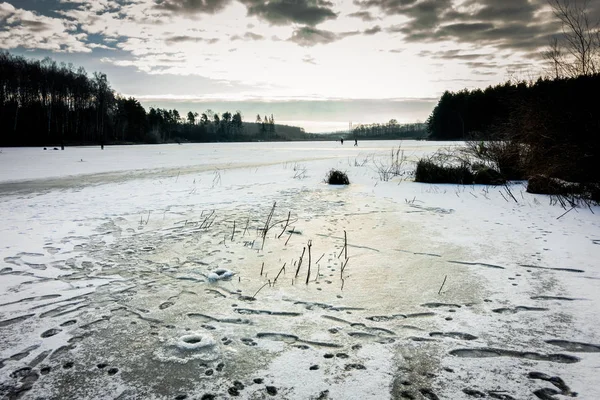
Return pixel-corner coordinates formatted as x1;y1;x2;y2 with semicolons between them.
325;169;350;185
527;174;578;196
473;165;506;185
374;146;406;181
465;139;528;180
415;160;473;184
527;175;600;206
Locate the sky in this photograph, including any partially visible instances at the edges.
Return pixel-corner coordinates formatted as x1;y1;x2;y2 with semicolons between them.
1;0;596;132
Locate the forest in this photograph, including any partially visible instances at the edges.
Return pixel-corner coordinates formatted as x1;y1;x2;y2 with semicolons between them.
0;51;428;146
424;0;600;194
0;51;310;146
351;121;427;140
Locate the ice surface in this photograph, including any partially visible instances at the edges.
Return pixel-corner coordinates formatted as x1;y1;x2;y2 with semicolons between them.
0;141;599;399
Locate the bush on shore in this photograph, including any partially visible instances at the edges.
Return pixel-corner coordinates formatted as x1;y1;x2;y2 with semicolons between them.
325;169;350;185
415;160;474;184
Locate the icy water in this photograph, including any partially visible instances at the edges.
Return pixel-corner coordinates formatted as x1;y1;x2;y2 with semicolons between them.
1;141;599;399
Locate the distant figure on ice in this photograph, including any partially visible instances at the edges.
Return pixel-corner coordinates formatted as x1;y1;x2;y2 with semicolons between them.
354;139;358;146
340;138;344;145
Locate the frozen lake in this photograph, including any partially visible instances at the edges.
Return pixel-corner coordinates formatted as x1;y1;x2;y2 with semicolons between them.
0;141;599;399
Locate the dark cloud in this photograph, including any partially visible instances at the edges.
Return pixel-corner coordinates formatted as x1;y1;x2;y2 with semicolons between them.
362;0;567;54
302;55;317;64
432;78;492;83
231;31;264;41
418;49;493;60
353;0;418;14
154;0;232;15
363;25;381;35
402;0;452;29
472;70;497;76
288;26;358;47
288;26;337;46
440;22;495;36
239;0;337;26
347;10;375;21
465;0;540;22
243;31;264;40
357;0;450;28
434;22;559;51
20;19;51;32
154;0;338;25
388;48;403;53
463;61;498;69
165;35;219;44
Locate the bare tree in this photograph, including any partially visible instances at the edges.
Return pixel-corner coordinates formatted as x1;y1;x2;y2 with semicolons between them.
546;0;600;77
543;36;567;78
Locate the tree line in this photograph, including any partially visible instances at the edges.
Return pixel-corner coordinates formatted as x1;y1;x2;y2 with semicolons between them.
1;49;430;146
425;0;600;190
0;51;311;146
352;120;427;140
0;51;113;146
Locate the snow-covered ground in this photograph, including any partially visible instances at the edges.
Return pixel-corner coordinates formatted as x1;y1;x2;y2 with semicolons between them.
0;141;598;400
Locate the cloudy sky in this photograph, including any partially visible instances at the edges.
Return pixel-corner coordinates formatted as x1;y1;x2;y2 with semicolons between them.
1;0;592;132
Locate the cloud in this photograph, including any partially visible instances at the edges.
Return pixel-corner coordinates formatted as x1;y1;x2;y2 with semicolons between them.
153;0;339;26
0;2;90;52
154;0;232;15
302;55;317;64
165;35;219;44
418;49;493;61
240;0;337;26
354;0;419;14
463;61;498;69
347;10;375;21
424;22;559;51
288;26;359;47
466;0;540;22
362;0;564;53
357;0;450;28
231;31;264;41
19;19;51;32
363;25;381;35
289;26;337;46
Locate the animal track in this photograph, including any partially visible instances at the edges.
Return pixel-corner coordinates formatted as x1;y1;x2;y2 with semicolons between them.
0;314;35;328
419;388;440;399
448;261;504;269
234;308;301;316
41;328;62;338
429;332;477;340
344;363;366;370
188;313;251;325
528;371;577;398
422;303;461;309
449;348;579;363
519;264;584;273
463;388;486;397
159;301;174;309
492;306;548;314
256;332;342;348
545;339;600;352
530;296;580;301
